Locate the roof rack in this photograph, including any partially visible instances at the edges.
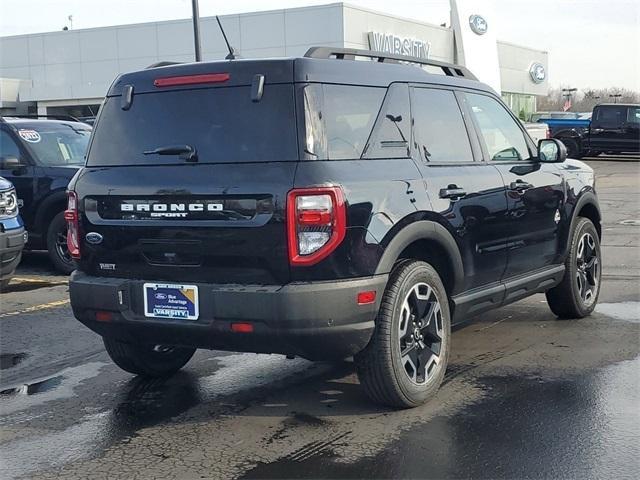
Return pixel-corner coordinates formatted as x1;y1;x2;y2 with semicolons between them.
0;114;80;123
304;47;477;80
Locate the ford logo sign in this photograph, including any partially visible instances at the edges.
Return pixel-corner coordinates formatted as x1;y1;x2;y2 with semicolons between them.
85;232;104;245
155;293;168;300
529;62;546;84
469;14;488;35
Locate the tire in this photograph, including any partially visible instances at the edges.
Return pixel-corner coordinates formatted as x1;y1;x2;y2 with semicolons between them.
0;279;10;291
546;217;601;319
561;138;583;159
355;260;451;408
103;337;196;377
46;211;76;275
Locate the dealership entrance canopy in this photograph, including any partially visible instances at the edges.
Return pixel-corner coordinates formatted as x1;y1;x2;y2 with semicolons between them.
0;1;548;119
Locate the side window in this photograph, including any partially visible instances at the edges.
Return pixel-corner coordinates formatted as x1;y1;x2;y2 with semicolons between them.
0;130;22;160
626;107;640;124
412;88;473;163
466;93;532;162
593;106;626;128
362;83;411;159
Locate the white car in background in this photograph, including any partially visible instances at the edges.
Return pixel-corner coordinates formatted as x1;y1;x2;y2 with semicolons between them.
523;121;549;144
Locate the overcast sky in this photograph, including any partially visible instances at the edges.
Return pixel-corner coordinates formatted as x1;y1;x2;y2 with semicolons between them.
1;0;638;90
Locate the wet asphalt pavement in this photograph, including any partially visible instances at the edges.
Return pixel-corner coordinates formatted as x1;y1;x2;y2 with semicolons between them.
1;160;639;479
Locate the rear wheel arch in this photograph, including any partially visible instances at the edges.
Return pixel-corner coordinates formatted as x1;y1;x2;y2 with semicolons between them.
35;190;68;235
375;220;464;296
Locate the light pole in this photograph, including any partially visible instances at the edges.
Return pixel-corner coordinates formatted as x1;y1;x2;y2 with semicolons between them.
609;93;622;103
191;0;202;62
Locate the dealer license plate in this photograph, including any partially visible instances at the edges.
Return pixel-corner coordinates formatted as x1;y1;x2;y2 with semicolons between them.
143;283;199;320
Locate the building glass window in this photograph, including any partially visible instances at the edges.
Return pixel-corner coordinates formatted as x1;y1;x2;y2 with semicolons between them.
501;92;537;121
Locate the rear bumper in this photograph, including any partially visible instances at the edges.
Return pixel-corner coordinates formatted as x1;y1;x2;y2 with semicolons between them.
69;271;388;360
0;226;26;281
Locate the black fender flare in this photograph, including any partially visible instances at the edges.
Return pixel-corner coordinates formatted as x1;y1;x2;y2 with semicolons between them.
571;190;601;233
34;190;67;235
561;190;601;259
554;128;586;149
374;220;465;295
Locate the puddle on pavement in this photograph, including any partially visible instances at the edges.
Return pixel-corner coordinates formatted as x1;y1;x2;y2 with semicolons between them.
596;302;640;322
0;353;27;370
243;358;640;480
0;375;63;396
619;219;640;226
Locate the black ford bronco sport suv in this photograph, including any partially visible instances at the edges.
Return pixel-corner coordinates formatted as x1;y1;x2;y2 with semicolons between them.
68;48;602;408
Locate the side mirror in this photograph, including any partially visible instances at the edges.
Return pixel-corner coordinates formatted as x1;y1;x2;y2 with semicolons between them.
538;139;567;163
0;156;24;169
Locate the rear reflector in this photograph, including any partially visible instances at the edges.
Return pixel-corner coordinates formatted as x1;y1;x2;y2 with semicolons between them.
357;291;377;305
231;322;254;333
95;311;112;322
154;73;230;87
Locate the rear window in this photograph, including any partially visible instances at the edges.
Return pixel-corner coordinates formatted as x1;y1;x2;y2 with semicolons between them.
15;122;91;166
87;85;297;166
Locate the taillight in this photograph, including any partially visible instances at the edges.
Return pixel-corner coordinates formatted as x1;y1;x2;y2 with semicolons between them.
546;127;551;139
287;187;346;266
65;191;81;259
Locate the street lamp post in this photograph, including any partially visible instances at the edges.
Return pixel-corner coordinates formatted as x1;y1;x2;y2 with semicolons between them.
609;93;622;103
191;0;202;62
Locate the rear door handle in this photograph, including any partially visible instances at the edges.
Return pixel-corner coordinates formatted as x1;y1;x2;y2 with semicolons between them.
509;180;533;192
439;185;467;200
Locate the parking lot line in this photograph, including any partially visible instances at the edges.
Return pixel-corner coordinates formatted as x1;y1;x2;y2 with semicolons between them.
11;276;68;285
0;299;70;318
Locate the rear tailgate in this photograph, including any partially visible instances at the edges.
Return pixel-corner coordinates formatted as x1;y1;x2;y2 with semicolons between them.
74;163;295;284
73;61;298;284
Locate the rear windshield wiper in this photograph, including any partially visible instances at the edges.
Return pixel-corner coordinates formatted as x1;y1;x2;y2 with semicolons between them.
143;144;198;162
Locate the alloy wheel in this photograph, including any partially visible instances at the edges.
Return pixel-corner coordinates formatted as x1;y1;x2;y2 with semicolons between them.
55;228;73;265
398;282;444;385
576;232;599;307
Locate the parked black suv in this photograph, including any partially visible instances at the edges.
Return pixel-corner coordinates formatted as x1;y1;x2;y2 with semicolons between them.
68;48;602;407
0;116;91;273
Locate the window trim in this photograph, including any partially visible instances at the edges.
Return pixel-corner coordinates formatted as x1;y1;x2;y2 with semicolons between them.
408;84;479;166
459;89;538;165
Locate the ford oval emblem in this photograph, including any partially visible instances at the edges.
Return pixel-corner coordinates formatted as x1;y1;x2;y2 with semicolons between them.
85;232;104;245
469;14;488;35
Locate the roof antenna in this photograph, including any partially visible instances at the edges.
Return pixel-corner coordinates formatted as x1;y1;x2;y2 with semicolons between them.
216;16;237;60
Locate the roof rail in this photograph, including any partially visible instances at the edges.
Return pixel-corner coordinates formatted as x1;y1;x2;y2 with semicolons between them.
0;113;80;122
304;47;477;80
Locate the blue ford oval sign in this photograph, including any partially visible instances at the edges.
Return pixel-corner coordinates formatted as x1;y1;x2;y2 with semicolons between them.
529;62;546;84
469;15;488;35
85;232;104;245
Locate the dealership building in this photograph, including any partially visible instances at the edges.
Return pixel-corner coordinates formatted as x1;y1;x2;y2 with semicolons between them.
0;2;548;118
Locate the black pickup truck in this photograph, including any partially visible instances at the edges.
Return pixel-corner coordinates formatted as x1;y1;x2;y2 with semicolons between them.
538;103;640;158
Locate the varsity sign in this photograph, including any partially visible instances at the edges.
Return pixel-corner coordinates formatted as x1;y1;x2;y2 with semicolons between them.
367;32;431;59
